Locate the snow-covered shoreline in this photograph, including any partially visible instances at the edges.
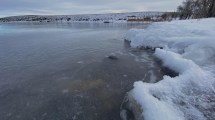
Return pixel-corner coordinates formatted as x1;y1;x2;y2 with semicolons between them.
0;12;164;23
125;18;215;120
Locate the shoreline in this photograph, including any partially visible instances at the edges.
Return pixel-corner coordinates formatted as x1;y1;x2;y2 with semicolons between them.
124;18;215;120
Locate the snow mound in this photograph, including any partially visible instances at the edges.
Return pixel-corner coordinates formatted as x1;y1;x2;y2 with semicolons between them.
126;18;215;120
125;18;215;66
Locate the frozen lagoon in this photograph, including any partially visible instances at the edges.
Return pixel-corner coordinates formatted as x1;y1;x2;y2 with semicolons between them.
0;22;169;120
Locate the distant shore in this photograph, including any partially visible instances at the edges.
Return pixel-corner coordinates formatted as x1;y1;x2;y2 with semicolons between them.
0;11;178;23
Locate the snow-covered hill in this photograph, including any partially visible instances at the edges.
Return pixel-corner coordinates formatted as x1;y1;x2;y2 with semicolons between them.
0;12;164;22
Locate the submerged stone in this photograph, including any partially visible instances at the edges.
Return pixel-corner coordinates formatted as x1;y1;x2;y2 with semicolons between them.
107;54;118;60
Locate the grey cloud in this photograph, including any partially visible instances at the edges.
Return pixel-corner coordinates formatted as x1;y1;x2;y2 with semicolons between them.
0;0;183;17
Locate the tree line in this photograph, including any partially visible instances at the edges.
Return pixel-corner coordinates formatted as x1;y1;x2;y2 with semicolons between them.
177;0;215;19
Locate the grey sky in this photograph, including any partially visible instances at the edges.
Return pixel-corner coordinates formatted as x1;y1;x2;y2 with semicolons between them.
0;0;183;17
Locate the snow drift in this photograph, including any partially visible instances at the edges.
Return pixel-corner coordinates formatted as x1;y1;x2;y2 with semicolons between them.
125;18;215;120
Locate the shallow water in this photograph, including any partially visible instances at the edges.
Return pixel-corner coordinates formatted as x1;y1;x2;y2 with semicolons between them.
0;22;164;120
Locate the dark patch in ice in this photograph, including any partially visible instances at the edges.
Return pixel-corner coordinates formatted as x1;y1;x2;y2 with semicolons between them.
154;58;179;77
152;94;161;101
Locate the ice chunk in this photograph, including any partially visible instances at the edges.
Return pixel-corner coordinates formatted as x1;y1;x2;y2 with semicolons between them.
126;18;215;120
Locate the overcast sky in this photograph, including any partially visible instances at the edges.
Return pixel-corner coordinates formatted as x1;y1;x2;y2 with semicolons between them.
0;0;183;17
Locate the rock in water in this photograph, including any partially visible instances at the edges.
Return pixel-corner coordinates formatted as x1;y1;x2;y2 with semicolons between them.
107;53;118;60
104;21;110;23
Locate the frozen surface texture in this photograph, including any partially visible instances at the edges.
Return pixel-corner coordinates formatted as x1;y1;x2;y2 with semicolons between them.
125;18;215;120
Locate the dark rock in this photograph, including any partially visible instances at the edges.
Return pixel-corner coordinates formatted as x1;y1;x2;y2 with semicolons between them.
108;55;118;60
104;21;110;23
120;93;143;120
120;96;135;120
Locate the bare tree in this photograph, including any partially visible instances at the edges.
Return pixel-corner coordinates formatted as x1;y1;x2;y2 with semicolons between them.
208;0;215;17
177;0;215;19
177;0;195;19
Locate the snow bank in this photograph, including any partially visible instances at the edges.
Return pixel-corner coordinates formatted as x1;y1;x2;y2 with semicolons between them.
126;18;215;120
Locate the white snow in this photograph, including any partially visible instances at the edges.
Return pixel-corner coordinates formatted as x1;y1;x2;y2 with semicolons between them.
126;18;215;120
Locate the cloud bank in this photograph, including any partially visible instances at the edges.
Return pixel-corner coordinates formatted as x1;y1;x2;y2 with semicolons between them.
0;0;183;17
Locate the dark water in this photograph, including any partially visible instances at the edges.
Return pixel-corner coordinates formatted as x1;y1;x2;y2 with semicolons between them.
0;22;163;120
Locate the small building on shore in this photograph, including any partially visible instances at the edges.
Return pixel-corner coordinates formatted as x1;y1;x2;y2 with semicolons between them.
127;16;138;21
127;15;171;22
127;16;152;22
143;17;151;22
128;16;145;22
